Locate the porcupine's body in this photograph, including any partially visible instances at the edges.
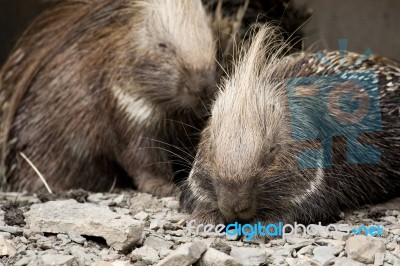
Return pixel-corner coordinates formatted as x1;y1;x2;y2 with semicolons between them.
0;0;216;195
180;27;400;225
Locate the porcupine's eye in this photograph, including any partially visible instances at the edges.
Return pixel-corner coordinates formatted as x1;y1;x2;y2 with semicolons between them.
158;43;168;49
262;145;280;167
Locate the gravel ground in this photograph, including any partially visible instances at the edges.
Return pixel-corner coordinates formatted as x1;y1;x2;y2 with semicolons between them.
0;191;399;266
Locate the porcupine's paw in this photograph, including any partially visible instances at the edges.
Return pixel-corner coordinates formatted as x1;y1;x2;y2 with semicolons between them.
135;173;178;197
190;209;226;225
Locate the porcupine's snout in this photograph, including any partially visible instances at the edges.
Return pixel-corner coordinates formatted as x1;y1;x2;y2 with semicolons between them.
216;182;257;222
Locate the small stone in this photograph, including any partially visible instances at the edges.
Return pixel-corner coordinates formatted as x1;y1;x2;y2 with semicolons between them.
0;235;16;256
332;245;344;256
177;219;186;226
40;254;76;266
156;241;207;266
297;245;314;255
0;232;11;239
134;211;150;221
384;251;400;265
285;237;314;246
0;225;24;235
91;262;112;266
87;193;105;203
226;229;240;241
161;197;180;209
345;236;385;264
150;220;164;230
386;242;396;251
275;246;293;257
113;195;126;204
271;255;286;265
270;239;286;246
197;247;242;266
111;261;130;266
331;231;350;241
285;258;298;266
313;246;335;265
230;247;266;266
15;256;36;266
144;236;174;251
132;246;160;264
334;257;366;266
113;207;130;216
165;213;188;223
210;242;231;255
57;234;71;245
159;248;172;259
374;253;384;266
25;199;145;252
68;233;86;244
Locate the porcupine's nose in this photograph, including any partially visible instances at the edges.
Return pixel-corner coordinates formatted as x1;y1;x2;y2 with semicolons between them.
217;187;257;222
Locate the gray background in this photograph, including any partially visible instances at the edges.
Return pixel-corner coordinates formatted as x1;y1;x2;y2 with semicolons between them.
297;0;400;61
0;0;399;65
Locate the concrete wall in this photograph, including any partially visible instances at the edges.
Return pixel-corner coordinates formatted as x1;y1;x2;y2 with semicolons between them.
0;0;399;65
0;0;51;64
297;0;400;61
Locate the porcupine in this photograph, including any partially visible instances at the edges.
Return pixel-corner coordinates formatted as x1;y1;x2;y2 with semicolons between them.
180;26;400;225
0;0;216;195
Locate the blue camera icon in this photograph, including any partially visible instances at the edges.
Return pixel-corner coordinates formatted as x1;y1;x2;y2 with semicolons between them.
286;69;382;169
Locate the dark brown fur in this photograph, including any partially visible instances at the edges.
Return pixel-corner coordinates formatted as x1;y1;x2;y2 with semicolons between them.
0;0;216;195
180;27;400;225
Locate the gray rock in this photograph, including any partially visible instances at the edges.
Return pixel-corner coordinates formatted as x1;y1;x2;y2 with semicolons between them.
159;248;172;259
313;246;335;265
386;242;397;251
40;254;76;266
0;232;11;239
134;211;150;221
0;225;24;235
345;236;385;264
334;257;366;266
15;256;36;266
25;199;145;252
113;195;126;204
132;246;160;264
156;241;207;266
144;236;174;251
111;261;131;266
57;234;71;246
271;255;286;265
230;247;266;266
374;253;384;266
150;220;164;230
161;197;180;209
226;229;240;241
197;248;242;266
165;213;188;223
384;251;400;265
285;237;314;246
298;245;314;256
0;235;16;256
332;245;344;256
68;233;86;244
275;246;293;257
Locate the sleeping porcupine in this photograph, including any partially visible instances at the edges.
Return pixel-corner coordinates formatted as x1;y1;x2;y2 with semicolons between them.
180;26;400;225
0;0;216;195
